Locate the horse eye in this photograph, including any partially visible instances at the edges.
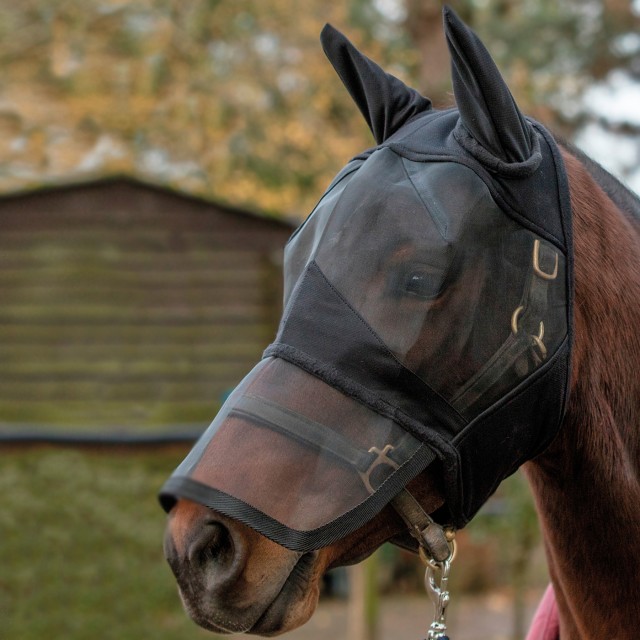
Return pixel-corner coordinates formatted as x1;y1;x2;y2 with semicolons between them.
403;267;443;300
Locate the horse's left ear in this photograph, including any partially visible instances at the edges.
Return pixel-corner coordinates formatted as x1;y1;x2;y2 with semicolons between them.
444;6;541;174
321;23;433;144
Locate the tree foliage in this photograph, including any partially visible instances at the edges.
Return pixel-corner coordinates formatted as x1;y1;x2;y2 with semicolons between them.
406;0;640;135
0;0;410;216
1;1;638;215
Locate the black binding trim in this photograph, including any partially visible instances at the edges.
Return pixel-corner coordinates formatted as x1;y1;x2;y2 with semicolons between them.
159;444;436;552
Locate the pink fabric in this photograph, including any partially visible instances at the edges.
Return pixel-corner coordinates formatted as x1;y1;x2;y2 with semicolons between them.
526;584;560;640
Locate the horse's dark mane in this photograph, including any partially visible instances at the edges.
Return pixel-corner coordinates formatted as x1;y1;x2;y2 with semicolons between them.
560;138;640;226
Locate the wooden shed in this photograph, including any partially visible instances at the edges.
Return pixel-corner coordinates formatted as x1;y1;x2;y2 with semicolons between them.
0;177;296;432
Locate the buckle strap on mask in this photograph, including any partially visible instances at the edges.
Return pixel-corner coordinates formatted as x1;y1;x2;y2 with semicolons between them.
450;238;558;414
229;394;418;480
231;394;377;471
229;393;453;560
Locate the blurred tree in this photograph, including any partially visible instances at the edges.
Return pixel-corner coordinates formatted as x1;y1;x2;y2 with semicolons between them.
0;0;412;216
404;0;460;106
1;1;639;215
404;0;640;136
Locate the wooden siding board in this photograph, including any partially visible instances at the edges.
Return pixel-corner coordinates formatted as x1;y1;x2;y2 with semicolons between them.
0;178;292;431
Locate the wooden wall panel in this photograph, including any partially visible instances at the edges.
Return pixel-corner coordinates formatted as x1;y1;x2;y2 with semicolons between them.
0;179;294;431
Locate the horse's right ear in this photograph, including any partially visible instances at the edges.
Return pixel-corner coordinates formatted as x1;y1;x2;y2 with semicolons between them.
321;24;432;144
444;6;541;174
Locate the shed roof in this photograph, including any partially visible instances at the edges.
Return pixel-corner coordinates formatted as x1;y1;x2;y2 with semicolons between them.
0;174;298;231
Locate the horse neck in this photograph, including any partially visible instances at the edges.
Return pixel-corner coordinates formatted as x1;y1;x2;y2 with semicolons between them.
524;149;640;639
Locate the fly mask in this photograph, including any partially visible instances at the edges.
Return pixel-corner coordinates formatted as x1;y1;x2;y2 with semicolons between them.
160;7;573;554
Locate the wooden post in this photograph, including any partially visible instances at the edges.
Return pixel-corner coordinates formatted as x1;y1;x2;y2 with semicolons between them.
348;551;380;640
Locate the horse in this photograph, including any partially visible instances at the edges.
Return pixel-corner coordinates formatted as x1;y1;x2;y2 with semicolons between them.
160;8;640;639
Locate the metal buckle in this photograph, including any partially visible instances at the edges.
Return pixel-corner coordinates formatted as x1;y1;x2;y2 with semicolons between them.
511;305;547;357
533;239;558;280
359;444;399;493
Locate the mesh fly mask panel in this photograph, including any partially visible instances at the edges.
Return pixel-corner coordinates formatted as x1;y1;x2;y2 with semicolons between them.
160;10;572;553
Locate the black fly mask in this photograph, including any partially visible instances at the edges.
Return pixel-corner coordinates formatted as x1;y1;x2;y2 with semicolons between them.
160;8;573;552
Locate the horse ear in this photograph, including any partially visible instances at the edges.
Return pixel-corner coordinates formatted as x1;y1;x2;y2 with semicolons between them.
443;6;538;167
321;24;432;144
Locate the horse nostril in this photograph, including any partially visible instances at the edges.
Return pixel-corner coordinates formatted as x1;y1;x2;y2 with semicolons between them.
189;521;234;568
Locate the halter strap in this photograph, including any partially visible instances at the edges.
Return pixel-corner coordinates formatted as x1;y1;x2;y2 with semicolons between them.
451;238;558;414
391;489;452;563
229;394;418;477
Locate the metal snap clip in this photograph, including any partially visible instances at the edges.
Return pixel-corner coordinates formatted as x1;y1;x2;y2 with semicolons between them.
423;538;456;640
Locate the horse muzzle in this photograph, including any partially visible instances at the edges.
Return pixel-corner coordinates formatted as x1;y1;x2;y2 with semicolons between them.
163;499;322;635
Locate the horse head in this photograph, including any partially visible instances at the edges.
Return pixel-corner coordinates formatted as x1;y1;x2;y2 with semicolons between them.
160;8;573;635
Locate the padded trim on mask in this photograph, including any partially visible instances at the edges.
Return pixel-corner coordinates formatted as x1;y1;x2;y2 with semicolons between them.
271;262;468;435
453;121;543;177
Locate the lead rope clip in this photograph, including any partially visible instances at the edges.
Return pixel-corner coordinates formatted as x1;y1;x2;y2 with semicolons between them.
421;535;456;640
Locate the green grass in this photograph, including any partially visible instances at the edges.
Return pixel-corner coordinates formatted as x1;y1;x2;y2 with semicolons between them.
0;448;220;640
